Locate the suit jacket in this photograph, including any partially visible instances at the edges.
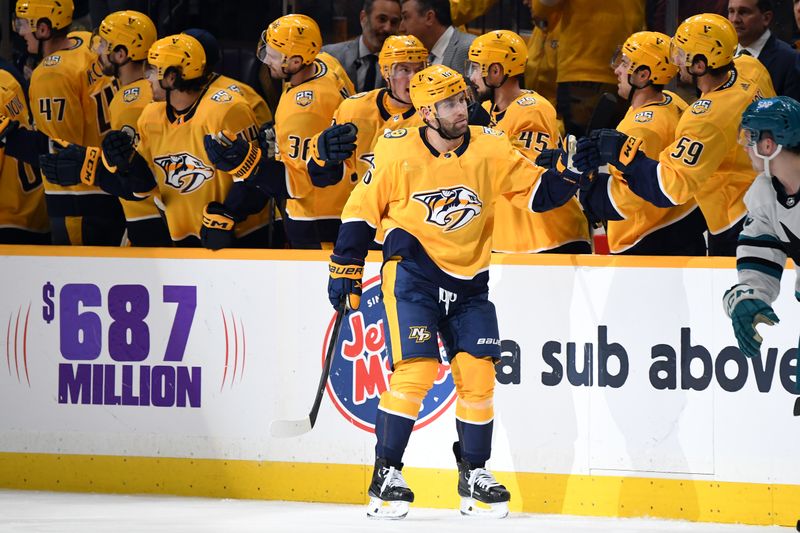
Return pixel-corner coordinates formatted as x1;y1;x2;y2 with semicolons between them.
322;37;384;93
758;33;800;102
436;28;476;77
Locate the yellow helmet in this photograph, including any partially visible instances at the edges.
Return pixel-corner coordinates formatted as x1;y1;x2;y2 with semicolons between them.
15;0;73;30
409;64;467;110
93;10;156;61
671;13;737;70
378;35;428;79
258;14;321;66
468;30;528;78
147;34;206;81
615;31;678;85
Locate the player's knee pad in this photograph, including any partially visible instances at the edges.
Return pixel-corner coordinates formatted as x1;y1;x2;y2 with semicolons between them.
378;357;440;420
451;352;495;424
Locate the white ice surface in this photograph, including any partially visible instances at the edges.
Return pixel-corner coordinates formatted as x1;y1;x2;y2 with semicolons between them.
0;490;792;533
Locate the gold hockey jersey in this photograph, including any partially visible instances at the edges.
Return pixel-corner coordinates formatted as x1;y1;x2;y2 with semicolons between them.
0;71;48;233
136;85;266;241
29;31;117;196
275;59;346;220
109;78;163;225
655;69;774;234
340;125;545;280
606;91;699;253
488;91;589;252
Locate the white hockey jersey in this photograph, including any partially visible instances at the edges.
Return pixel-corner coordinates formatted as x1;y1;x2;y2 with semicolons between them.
734;173;800;304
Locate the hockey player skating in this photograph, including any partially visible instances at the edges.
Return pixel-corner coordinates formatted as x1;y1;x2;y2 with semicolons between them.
722;96;800;417
326;64;591;519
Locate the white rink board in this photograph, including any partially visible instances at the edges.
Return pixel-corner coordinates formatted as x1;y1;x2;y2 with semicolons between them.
0;251;798;488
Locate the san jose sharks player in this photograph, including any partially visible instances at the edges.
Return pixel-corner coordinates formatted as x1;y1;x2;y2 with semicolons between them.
326;64;591;519
722;96;800;414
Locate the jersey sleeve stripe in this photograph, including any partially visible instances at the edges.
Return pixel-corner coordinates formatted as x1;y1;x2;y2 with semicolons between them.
736;256;785;279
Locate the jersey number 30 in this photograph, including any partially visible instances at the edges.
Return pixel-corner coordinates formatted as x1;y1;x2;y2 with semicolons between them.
669;136;704;166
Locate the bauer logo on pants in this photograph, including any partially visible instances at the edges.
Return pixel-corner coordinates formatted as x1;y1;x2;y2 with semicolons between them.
325;275;457;432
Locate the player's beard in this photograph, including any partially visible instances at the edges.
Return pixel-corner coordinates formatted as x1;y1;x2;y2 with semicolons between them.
435;115;468;140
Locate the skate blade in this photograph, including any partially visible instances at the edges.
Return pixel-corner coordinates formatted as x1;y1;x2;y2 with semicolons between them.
366;496;409;519
459;497;509;519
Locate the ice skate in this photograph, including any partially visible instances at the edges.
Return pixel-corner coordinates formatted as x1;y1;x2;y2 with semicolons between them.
454;443;510;518
366;458;414;519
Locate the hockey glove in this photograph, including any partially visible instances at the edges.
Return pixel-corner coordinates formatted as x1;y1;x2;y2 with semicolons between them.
539;135;593;189
467;101;492;127
590;128;644;172
313;123;358;163
723;284;779;358
39;142;102;186
0;114;20;148
257;121;277;159
573;136;602;173
101;129;137;171
328;254;364;310
204;130;262;180
201;202;238;250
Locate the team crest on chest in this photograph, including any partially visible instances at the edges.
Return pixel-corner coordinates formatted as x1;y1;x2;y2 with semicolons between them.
154;152;214;193
413;185;483;232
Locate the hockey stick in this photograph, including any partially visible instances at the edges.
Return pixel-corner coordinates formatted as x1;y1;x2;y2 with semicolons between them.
270;300;347;438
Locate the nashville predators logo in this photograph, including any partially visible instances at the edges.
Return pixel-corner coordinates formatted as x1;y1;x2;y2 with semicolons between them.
122;87;140;103
691;99;711;114
155;153;214;193
413;185;483;232
408;326;432;343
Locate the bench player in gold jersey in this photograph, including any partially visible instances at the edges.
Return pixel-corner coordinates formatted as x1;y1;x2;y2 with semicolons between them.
14;0;123;245
306;34;427;240
327;65;593;519
39;34;273;248
91;10;171;247
576;31;707;255
575;14;774;256
0;74;49;244
467;29;590;254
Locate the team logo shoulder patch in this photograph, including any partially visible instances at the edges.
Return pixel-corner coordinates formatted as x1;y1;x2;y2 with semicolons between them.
295;90;314;107
43;55;61;67
516;95;536;107
413;185;483;232
691;99;712;114
154;152;215;193
634;111;654;123
210;90;232;103
383;128;407;139
226;84;243;95
122;87;140;103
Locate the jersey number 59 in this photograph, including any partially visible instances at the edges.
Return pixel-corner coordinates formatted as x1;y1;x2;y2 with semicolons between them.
669;136;704;166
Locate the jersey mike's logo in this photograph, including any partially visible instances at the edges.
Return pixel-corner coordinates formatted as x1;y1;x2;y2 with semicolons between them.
326;276;456;433
155;153;215;193
413;185;483;232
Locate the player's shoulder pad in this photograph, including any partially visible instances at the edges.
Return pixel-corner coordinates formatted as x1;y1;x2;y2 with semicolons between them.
743;173;777;213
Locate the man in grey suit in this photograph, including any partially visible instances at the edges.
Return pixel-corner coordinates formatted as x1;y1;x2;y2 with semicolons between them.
322;0;402;93
399;0;475;77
